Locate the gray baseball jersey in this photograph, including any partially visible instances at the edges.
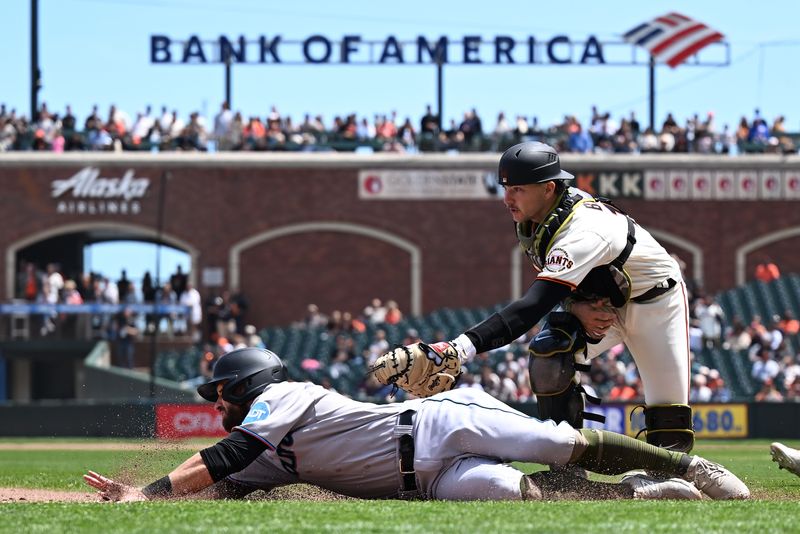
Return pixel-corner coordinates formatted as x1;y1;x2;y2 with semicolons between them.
229;382;577;500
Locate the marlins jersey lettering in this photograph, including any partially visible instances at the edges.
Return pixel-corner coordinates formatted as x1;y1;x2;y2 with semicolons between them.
537;189;681;298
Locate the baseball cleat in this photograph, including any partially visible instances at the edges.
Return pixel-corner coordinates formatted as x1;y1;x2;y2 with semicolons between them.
621;473;703;500
682;456;750;500
771;442;800;476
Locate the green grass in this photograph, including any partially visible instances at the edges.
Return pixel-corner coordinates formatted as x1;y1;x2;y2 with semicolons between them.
1;439;799;534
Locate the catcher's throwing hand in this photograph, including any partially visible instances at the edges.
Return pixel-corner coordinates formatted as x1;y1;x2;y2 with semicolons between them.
83;471;148;502
370;341;462;398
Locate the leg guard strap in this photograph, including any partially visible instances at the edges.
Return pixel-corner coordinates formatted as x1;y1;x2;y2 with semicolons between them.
633;404;695;453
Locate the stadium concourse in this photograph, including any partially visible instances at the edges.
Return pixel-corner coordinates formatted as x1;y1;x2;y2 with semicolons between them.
0;101;797;156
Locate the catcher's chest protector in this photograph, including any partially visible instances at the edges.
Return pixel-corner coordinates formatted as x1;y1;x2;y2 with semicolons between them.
516;192;636;308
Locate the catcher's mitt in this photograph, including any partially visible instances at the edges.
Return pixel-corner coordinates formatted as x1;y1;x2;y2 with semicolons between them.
370;342;462;398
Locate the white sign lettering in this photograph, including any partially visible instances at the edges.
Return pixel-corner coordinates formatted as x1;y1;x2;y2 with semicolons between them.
51;167;150;201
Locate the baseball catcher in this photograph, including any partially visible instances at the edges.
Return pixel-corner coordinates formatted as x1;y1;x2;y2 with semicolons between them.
372;141;695;453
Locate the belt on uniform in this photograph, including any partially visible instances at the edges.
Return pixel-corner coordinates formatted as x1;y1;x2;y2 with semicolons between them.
632;278;678;303
394;410;419;499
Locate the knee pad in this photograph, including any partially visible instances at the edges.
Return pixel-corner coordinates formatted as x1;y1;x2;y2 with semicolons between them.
529;312;601;428
528;312;586;395
636;404;695;453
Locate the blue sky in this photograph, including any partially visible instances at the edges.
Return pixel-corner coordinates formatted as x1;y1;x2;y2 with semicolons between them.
2;0;800;132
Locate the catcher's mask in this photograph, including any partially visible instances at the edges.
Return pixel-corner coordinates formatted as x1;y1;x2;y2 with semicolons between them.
197;347;287;404
498;141;574;186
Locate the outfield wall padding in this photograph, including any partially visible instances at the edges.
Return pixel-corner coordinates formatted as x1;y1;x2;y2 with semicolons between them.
0;402;155;437
1;401;798;439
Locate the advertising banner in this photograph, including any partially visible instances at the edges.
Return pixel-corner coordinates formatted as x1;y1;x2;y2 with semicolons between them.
626;403;748;439
358;170;497;199
155;404;227;439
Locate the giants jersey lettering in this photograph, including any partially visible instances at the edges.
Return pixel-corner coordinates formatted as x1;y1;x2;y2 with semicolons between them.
536;198;681;298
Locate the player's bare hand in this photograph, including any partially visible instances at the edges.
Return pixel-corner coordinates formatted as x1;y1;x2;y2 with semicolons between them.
83;471;147;502
570;299;616;339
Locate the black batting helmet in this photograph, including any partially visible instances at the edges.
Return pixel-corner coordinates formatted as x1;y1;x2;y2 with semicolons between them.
498;142;574;186
197;347;287;404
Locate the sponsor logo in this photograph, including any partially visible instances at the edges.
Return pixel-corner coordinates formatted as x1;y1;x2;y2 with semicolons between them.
155;404;226;438
51;167;150;200
242;401;270;424
545;247;573;272
363;175;383;194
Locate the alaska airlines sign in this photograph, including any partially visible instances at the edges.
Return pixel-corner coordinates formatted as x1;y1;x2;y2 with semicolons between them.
150;34;609;65
51;167;150;215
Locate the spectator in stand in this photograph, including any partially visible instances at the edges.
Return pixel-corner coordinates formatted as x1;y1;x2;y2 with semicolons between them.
342;311;366;334
764;317;785;353
157;281;178;335
755;257;781;283
356;117;375;142
778;310;800;336
363;298;387;324
397;117;417;148
244;324;265;348
689;373;712;402
326;310;343;334
755;377;784;402
724;315;753;351
384;300;402;325
786;377;800;402
752;347;781;385
707;371;732;402
366;329;389;366
480;365;502;397
608;374;637;401
213;102;234;149
780;355;800;391
420;104;439;136
491;112;512;149
115;306;139;369
117;270;131;303
303;303;327;329
141;271;157;334
179;281;203;342
569;122;594;154
242;116;266;150
694;295;725;348
41;262;65;334
169;265;188;300
748;315;769;353
17;261;42;301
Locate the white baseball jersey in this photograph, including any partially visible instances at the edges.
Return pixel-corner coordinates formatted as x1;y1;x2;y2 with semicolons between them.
538;190;680;297
229;383;578;500
536;189;690;405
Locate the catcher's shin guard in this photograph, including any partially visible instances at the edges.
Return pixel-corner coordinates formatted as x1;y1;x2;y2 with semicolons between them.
528;312;603;428
634;404;695;453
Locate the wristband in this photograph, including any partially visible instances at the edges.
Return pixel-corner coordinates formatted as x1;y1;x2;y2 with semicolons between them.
141;475;173;499
450;334;477;363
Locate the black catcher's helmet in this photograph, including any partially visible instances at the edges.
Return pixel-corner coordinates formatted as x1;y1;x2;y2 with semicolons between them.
197;347;287;404
498;142;574;186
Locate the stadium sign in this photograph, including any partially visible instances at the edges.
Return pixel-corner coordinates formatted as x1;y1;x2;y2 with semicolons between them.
50;167;150;215
150;34;610;65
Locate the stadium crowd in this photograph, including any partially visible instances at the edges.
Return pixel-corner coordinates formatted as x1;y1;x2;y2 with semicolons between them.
0;101;796;155
12;256;800;405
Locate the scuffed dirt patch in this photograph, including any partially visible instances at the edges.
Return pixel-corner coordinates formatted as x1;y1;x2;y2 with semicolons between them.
0;487;97;503
0;485;354;503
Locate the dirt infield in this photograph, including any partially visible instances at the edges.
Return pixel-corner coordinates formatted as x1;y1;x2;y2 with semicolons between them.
0;487;97;503
0;442;200;451
0;485;352;503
